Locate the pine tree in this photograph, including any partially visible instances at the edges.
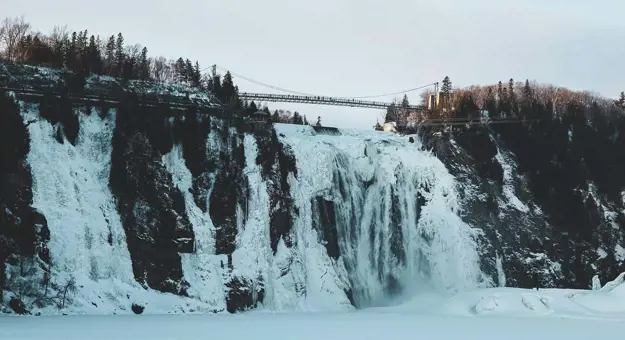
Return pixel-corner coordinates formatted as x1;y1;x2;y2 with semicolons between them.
66;31;77;71
508;78;517;115
139;47;149;80
441;76;452;109
105;35;115;75
401;94;410;108
185;59;194;84
484;87;497;117
523;79;533;102
292;111;303;125
497;81;507;115
248;101;258;113
221;71;236;104
115;33;125;77
193;61;202;87
272;110;280;122
122;57;135;82
616;92;625;108
174;58;186;83
87;35;102;75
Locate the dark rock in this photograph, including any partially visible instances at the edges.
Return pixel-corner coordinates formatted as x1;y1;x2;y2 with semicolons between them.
9;297;30;315
110;95;195;295
131;303;145;315
311;197;340;259
255;128;298;253
226;276;264;313
408;136;414;143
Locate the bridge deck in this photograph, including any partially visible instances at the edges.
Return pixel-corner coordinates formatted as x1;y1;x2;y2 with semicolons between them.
239;92;422;110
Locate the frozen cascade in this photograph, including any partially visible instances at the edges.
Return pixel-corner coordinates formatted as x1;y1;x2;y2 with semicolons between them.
22;106;219;314
277;124;486;307
162;144;227;311
23;107;139;312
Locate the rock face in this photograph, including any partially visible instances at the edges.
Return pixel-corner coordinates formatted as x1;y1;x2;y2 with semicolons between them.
109;94;195;295
419;123;625;289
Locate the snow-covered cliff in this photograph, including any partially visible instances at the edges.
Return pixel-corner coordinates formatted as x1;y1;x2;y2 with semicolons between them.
2;88;623;316
0;93;490;315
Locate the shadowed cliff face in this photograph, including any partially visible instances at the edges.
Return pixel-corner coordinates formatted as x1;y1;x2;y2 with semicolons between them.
255;129;298;254
110;94;194;295
419;123;625;289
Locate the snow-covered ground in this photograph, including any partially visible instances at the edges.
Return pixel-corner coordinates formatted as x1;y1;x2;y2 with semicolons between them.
2;285;624;339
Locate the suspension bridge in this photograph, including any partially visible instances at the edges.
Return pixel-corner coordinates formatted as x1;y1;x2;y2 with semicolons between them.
238;92;423;110
211;64;434;111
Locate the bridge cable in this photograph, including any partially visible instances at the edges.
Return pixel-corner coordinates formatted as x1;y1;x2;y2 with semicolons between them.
213;65;436;100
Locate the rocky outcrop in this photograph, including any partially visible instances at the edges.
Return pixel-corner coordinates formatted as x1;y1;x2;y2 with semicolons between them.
255;129;298;253
419;122;625;289
110;93;194;295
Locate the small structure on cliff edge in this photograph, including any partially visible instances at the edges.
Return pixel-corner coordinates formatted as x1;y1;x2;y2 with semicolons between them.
244;110;271;133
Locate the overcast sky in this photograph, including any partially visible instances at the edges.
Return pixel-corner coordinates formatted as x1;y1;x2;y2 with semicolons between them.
2;0;624;129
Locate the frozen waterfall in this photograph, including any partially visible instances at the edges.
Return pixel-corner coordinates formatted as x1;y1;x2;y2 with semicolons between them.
276;124;486;307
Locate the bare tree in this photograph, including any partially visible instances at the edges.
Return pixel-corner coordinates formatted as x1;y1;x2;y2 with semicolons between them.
0;16;31;61
58;276;77;309
151;56;167;82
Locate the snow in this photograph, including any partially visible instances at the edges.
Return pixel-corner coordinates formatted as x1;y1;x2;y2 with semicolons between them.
616;244;625;263
2;286;625;339
495;149;530;214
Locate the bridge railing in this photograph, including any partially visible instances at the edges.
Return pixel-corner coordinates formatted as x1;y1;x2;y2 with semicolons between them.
239;92;423;110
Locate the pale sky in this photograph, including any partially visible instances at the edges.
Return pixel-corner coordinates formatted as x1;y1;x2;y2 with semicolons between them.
2;0;624;129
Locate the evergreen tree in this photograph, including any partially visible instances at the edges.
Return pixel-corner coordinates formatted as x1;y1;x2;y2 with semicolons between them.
401;94;410;108
221;71;236;104
484;87;497;117
441;76;452;109
105;35;115;75
209;74;222;102
185;59;194;83
615;92;625;108
248;101;258;113
272;110;280;122
292;111;303;125
122;57;135;82
139;47;149;80
174;57;186;83
87;35;102;75
193;61;202;87
115;33;125;77
523;79;532;100
508;78;517;115
66;31;77;71
455;92;479;119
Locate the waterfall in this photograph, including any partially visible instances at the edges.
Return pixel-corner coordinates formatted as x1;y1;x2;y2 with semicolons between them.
277;125;485;307
11;102;486;314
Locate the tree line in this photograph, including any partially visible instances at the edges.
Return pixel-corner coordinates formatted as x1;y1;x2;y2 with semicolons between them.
385;74;624;126
0;16;314;125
